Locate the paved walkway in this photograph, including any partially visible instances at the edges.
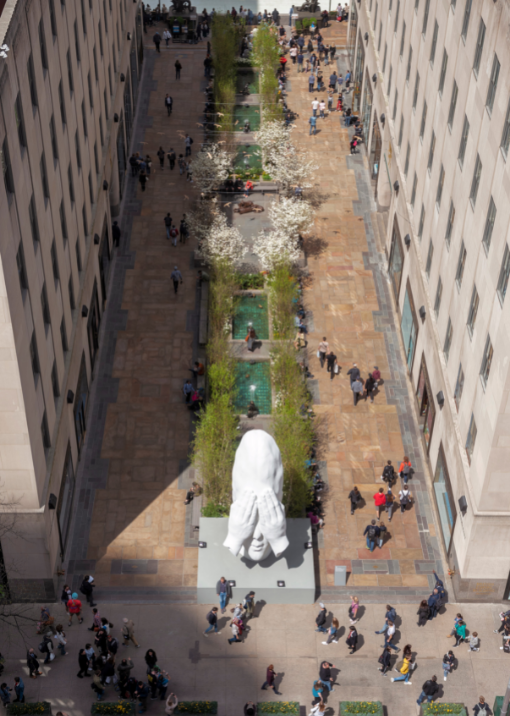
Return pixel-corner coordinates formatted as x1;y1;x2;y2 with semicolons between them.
284;23;447;599
66;34;206;596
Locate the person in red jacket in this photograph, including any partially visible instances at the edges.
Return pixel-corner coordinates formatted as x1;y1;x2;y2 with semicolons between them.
67;593;84;627
373;488;386;520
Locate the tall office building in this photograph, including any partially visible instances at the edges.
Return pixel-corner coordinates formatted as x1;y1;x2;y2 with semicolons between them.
349;0;510;599
0;0;142;599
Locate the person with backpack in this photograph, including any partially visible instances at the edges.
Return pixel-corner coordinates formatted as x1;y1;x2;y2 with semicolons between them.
155;670;170;700
443;650;455;680
381;460;395;485
170;226;179;247
348;486;362;515
80;575;96;607
204;607;220;636
243;592;255;620
416;675;439;704
385;490;395;521
363;520;379;552
399;486;411;513
473;698;493;716
315;604;328;633
399;456;412;485
39;634;55;664
378;521;387;549
373;488;386;520
375;605;397;635
378;646;392;676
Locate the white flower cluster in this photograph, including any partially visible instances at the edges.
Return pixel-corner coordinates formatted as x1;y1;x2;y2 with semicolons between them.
191;144;233;193
268;197;315;240
199;212;246;264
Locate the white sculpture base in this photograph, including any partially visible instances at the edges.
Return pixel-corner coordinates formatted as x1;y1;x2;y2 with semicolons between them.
197;517;315;604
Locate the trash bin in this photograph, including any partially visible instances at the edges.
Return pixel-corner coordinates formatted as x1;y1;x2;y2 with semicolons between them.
334;565;347;586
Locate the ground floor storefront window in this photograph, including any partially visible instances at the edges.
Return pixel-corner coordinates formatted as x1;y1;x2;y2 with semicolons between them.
433;444;456;554
416;354;435;451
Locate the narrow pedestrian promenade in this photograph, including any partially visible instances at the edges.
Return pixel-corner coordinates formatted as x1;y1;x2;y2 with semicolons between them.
285;23;445;598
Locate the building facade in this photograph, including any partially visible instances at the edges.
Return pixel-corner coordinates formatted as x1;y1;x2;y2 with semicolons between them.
349;0;510;600
0;0;142;599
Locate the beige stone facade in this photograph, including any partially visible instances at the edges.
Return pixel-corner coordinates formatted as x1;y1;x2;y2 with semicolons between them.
0;0;142;598
349;0;510;598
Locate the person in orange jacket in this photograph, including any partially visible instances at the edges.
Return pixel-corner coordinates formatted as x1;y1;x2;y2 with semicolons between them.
398;456;412;486
373;487;387;520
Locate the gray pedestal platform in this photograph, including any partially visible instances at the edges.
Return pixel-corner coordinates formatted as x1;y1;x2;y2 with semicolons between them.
197;517;315;604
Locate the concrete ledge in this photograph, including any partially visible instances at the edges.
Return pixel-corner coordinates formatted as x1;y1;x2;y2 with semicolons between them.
198;283;209;346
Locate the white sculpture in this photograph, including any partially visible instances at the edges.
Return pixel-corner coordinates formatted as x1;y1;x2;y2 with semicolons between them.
223;430;289;562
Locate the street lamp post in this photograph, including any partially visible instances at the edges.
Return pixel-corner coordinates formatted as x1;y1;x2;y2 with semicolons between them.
500;676;510;716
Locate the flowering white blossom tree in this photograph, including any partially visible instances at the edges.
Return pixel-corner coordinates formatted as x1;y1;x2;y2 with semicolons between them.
199;213;246;264
256;118;291;165
269;146;318;194
253;228;302;272
187;199;217;245
268;197;315;240
191;144;234;193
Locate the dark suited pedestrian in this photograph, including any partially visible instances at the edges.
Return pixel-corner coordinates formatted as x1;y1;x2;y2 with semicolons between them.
244;591;255;620
153;31;161;52
170;266;183;295
167;149;176;170
175;59;182;79
164;94;173;115
12;677;24;703
416;676;439;705
319;661;335;692
112;221;121;247
365;373;376;403
157;147;165;169
315;603;327;633
346;626;358;654
326;352;337;380
204;607;220;636
347;363;360;384
348;486;361;515
378;646;392;676
139;170;148;192
77;649;90;678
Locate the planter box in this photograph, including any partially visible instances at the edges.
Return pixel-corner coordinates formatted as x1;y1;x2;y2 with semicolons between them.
7;704;51;716
421;705;467;716
339;701;383;716
258;702;300;715
493;699;508;716
90;703;135;716
174;702;218;715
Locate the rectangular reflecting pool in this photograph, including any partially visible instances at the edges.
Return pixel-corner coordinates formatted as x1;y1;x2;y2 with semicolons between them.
236;69;260;95
234;104;261;131
234;144;262;176
233;294;269;340
234;361;272;415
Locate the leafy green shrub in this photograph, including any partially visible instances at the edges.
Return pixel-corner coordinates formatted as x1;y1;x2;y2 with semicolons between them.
237;273;265;289
7;705;51;715
91;704;134;715
258;703;300;715
201;500;229;517
267;263;298;340
175;703;218;715
339;702;383;716
252;24;281;115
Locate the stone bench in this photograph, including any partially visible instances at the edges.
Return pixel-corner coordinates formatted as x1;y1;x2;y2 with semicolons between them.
199;283;209;345
191;494;203;533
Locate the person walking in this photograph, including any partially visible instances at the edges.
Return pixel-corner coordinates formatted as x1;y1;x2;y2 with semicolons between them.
112;221;121;248
308;72;315;92
385;490;395;522
347;363;361;383
243;592;255;620
398;456;412;485
352;377;364;406
77;648;90;678
135;681;149;713
315;603;328;633
164;94;173;115
346;626;358;654
88;607;102;632
139;169;148;192
383;621;400;652
54;625;67;656
319;100;326;119
365;373;376;403
381;460;396;485
80;575;96;607
329;71;337;92
164;214;173;240
175;59;182;79
373;488;386;520
375;605;397;635
185;134;193;157
12;677;24;703
0;683;11;706
121;618;140;648
297;51;304;72
326;351;337;378
378;646;392;676
363;520;378;552
442;650;455;681
157;147;165;169
417;600;431;626
452;620;466;647
170;266;183;295
473;698;493;716
416;676;439;705
178;155;186;174
312;98;319;116
312;680;324;705
163;28;171;46
167;148;176;170
377;521;387;549
348;486;362;515
467;632;480;652
319;661;335;692
204;607;220;636
261;665;281;694
228;618;242;645
27;649;42;679
349;596;359;624
153;31;161;52
323;618;339;645
216;576;232;613
67;593;83;626
318;337;329;368
399;485;411;513
309;115;317;136
391;655;412;684
204;54;212;77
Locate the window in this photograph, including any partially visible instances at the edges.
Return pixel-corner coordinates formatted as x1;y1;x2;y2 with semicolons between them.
497;245;510;304
382;43;388;73
482;197;497;254
104;90;109;120
76;239;83;271
99;115;104;147
404;142;410;176
422;0;430;35
465;414;477;464
49;115;58;160
74;20;81;62
93;46;99;82
433;445;456;554
398;114;404;148
458;114;469;168
444;318;453;362
427;131;436;171
378;21;382;51
82;204;88;236
116;21;120;52
436;164;445;207
438;50;448;95
103;0;109;32
501;99;510;159
420;101;427;139
66;50;74;93
41;411;51;452
373;1;378;29
389;219;404;299
467;286;479;336
1;139;14;194
419;206;426;240
394;0;400;31
392;89;398;121
16;242;28;293
87;73;94;108
29;331;40;379
411;172;418;206
454;364;464;409
98;21;104;56
81;101;88;137
112;42;117;73
416;355;435;450
401;283;418;369
51;361;60;399
108;66;113;97
461;0;472;41
387;66;393;97
94;143;99;175
49;0;57;35
425;237;433;275
60;316;68;353
88;171;94;205
451;0;457;8
59;200;68;240
447;81;458;129
412;72;420;109
455;242;466;289
473;19;485;77
399;21;406;57
81;0;87;34
415;0;419;9
58;445;76;554
29;195;39;242
41;283;51;325
51;240;59;282
75;131;82;169
27;54;38;107
14;94;26;148
430;20;438;65
67;164;75;205
486;54;500;115
39;20;48;70
445;201;455;248
74;354;88;452
480;336;494;389
69;275;76;310
40;152;49;199
406;46;413;83
58;81;66;126
434;277;443;316
469;154;482;208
